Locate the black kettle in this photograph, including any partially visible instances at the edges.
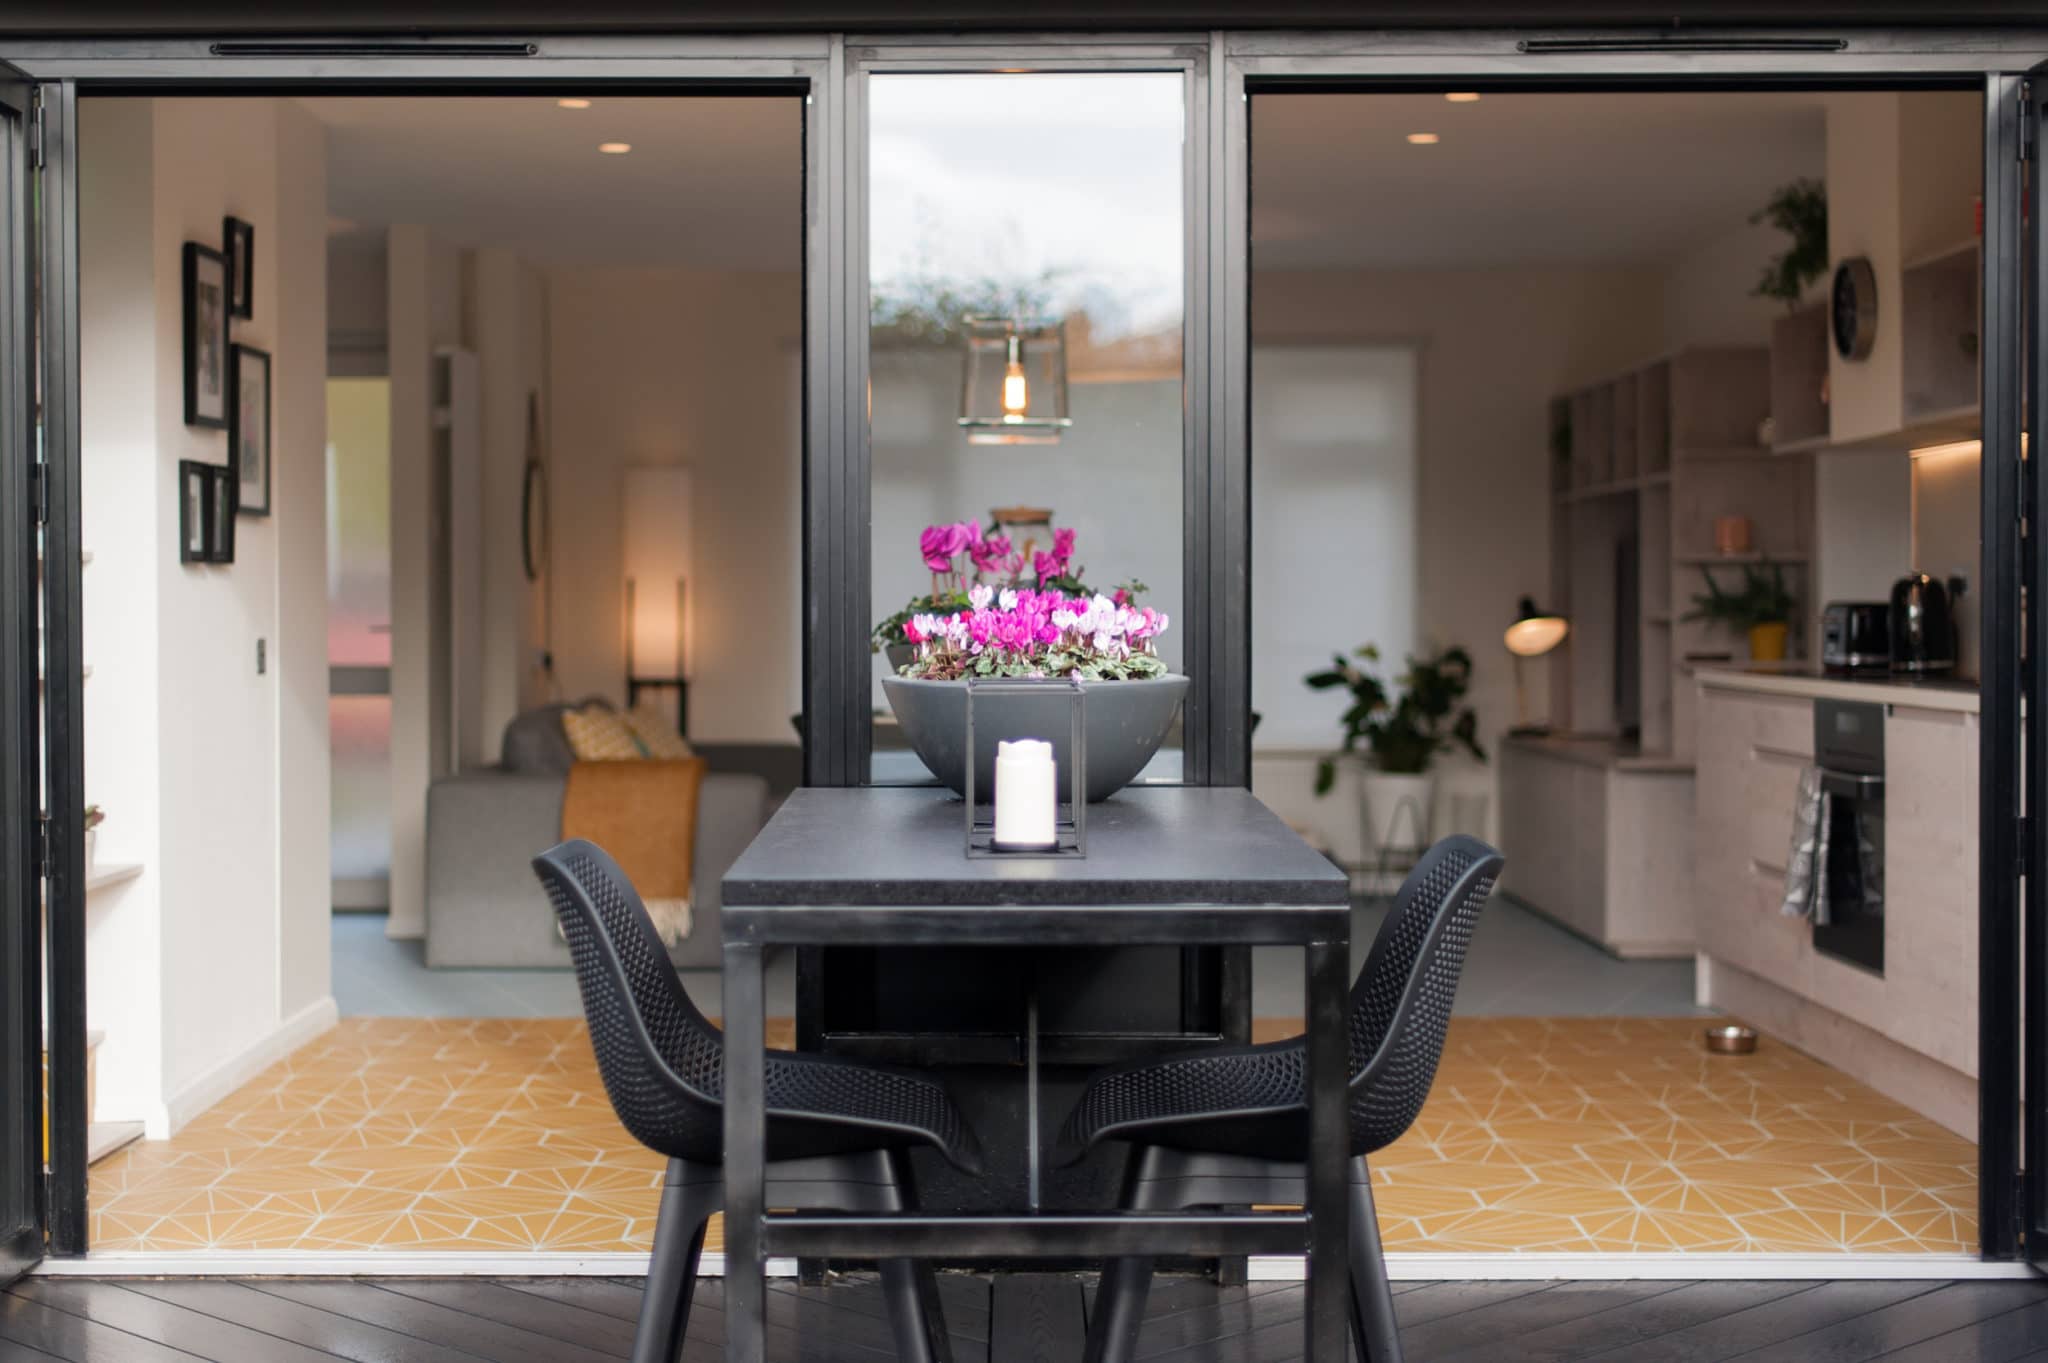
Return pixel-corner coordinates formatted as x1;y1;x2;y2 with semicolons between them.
1889;573;1961;674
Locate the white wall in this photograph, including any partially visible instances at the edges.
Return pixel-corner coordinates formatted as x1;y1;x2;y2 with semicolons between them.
383;223;462;939
546;267;802;742
80;96;334;1136
471;248;550;736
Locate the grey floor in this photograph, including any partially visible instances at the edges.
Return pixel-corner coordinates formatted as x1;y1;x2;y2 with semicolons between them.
333;891;1704;1021
11;1275;2048;1363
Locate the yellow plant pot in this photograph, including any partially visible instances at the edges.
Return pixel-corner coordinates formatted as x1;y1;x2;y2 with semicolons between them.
1748;621;1790;662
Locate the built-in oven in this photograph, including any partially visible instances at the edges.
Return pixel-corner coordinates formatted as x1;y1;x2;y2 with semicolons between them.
1812;699;1885;974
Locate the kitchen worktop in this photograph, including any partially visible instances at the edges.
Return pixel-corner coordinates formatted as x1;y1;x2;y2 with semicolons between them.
1693;662;1980;714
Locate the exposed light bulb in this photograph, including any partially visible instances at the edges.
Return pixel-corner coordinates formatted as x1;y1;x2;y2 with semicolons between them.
1001;333;1028;416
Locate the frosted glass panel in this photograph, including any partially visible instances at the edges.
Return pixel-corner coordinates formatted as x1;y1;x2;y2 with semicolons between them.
1251;345;1421;750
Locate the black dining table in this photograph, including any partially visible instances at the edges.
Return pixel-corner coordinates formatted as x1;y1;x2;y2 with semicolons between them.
720;784;1353;1362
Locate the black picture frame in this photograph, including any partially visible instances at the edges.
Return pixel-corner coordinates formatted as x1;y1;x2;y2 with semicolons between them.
177;461;211;564
229;344;272;516
223;215;254;320
181;242;229;429
208;465;237;564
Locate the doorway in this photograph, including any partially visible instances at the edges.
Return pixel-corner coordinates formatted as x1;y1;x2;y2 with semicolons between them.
1246;85;1986;1256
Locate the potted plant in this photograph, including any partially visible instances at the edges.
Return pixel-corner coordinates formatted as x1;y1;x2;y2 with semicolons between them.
1750;178;1828;309
1305;645;1486;856
1686;561;1795;662
83;804;103;872
872;519;1140;670
882;583;1183;802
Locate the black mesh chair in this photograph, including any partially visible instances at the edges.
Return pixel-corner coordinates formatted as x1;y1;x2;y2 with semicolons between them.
534;839;985;1363
1057;835;1504;1363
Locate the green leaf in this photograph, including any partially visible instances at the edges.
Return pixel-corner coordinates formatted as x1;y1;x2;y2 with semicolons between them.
1313;757;1336;796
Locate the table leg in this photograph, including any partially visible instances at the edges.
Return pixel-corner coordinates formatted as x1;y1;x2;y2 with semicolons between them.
1304;940;1351;1362
723;940;768;1363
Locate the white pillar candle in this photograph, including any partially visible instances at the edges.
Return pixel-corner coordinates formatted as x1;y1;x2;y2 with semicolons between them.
992;738;1058;849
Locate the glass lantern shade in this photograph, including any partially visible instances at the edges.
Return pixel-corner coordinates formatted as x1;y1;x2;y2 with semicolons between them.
959;316;1072;445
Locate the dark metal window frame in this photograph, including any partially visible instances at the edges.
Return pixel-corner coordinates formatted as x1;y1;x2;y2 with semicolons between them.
0;22;2040;1262
1220;29;2043;1262
833;34;1227;787
0;34;837;1258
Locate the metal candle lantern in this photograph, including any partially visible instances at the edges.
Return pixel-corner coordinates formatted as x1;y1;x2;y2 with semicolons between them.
963;677;1087;858
958;317;1072;446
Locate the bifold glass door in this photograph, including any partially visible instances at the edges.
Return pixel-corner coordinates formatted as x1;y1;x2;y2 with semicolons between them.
2023;63;2048;1271
0;63;43;1283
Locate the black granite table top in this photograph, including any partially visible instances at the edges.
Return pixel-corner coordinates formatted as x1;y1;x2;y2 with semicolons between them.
722;786;1349;909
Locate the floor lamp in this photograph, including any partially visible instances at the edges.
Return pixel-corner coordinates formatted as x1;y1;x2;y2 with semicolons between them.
1505;596;1569;735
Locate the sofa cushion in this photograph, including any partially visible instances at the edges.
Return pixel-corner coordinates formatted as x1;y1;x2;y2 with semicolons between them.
502;697;610;773
562;703;647;761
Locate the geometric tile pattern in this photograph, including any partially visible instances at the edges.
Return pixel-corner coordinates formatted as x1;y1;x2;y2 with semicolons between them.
89;1015;1977;1256
1361;1017;1978;1255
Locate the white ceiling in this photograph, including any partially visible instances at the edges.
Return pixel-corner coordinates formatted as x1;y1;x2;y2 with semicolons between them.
298;96;804;271
299;90;1827;275
1252;91;1829;271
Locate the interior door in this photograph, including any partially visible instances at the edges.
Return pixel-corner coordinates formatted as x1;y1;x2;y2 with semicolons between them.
0;64;43;1284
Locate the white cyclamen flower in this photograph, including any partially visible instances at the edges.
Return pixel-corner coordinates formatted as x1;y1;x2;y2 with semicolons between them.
968;583;994;611
999;588;1019;611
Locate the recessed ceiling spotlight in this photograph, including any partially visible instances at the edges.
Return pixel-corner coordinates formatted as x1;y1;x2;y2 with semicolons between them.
599;141;632;155
557;97;592;110
1406;132;1441;145
1444;92;1481;103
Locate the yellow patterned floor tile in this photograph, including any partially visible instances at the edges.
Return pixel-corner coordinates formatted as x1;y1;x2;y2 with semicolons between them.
87;1015;1978;1256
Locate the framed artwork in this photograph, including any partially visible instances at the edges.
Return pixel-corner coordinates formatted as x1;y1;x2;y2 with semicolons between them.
223;216;254;320
208;465;237;564
230;344;272;516
182;243;229;428
178;461;211;563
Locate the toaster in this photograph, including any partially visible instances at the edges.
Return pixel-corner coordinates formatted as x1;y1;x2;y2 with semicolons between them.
1821;601;1891;672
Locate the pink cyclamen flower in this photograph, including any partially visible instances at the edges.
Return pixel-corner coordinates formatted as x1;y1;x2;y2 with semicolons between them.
920;524;954;573
1033;551;1060;582
1052;527;1076;565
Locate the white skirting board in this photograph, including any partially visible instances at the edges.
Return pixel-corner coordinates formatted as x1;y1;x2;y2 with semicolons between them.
151;996;339;1138
39;1250;2032;1281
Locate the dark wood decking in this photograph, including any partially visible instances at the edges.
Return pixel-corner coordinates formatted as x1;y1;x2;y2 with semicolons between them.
5;1274;2048;1362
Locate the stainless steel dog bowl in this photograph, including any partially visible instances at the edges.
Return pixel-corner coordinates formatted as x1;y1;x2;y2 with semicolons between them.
1703;1024;1758;1055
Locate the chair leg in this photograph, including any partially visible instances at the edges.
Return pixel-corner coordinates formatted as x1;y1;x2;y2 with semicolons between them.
1085;1253;1157;1363
878;1150;953;1363
1347;1157;1402;1363
1085;1145;1168;1363
634;1159;719;1363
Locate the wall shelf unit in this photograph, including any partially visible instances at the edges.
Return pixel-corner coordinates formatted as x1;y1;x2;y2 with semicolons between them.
1902;238;1981;427
1769;303;1829;453
1546;346;1813;762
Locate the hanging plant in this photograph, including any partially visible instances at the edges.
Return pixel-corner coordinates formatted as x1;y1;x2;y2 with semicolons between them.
1750;178;1829;309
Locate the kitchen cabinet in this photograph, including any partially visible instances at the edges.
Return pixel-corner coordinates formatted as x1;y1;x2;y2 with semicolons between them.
1498;735;1694;957
1693;673;1978;1135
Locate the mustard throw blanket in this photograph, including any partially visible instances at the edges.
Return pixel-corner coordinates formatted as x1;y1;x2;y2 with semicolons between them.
561;757;706;945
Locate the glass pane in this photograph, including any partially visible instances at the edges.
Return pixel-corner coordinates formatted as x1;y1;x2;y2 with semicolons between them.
866;71;1186;784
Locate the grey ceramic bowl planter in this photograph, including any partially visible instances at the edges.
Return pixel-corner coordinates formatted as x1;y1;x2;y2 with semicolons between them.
881;674;1190;803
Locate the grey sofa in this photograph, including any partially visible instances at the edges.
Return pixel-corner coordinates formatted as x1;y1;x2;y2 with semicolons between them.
425;701;773;969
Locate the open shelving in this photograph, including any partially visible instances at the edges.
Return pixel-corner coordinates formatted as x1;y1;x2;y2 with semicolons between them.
1548;345;1813;762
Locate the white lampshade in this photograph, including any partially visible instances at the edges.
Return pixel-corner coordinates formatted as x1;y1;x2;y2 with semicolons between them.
1504;598;1568;658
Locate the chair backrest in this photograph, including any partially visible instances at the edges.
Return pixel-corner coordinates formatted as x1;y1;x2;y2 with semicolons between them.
533;838;727;1162
1347;834;1504;1155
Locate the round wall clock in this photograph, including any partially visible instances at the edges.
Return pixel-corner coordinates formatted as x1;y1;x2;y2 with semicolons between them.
1831;256;1878;361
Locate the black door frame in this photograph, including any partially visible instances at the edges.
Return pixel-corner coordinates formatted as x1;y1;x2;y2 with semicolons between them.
1220;31;2039;1260
1;22;2043;1263
0;35;835;1257
0;62;42;1285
